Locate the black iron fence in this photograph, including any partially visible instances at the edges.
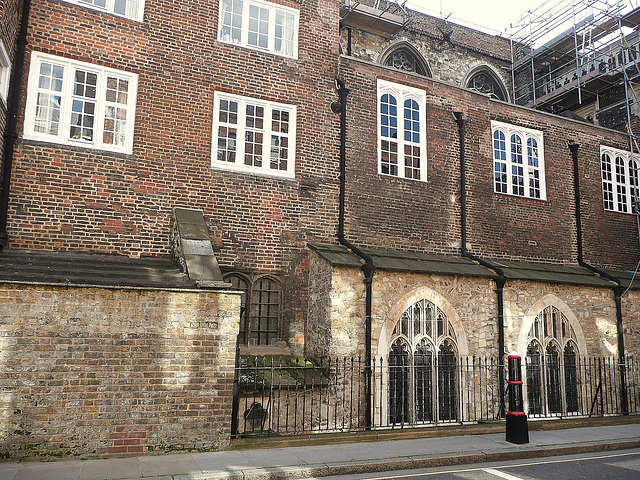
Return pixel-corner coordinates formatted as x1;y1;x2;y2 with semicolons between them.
232;355;640;436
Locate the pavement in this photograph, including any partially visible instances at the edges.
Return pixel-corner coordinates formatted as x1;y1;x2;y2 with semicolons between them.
1;420;640;480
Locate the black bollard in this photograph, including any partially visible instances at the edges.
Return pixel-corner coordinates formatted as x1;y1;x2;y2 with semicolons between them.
506;354;529;444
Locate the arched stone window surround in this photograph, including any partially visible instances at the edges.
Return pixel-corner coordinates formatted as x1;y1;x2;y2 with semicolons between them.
516;294;587;359
379;41;432;77
517;294;587;416
377;286;468;358
374;286;468;426
463;65;509;101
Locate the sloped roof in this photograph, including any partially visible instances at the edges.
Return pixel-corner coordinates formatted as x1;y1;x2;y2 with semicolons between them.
309;243;496;278
0;249;196;289
484;258;617;288
309;243;630;288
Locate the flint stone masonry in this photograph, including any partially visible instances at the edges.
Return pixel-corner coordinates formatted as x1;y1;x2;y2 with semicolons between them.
308;252;637;361
0;283;240;459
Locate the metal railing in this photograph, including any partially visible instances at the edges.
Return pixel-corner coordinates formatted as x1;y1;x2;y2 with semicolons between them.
232;355;640;436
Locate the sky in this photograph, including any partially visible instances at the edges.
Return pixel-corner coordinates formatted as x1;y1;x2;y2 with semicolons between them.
404;0;547;36
404;0;640;37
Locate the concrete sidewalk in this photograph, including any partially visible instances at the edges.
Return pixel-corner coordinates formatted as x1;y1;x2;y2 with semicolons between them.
2;422;640;480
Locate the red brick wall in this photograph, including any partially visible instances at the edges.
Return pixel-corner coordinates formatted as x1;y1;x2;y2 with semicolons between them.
6;0;343;349
338;56;640;271
0;283;240;459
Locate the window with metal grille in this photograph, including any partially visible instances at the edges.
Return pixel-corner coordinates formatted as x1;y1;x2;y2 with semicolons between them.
225;274;281;346
225;274;250;345
387;299;458;425
491;121;545;200
525;306;580;417
251;277;280;345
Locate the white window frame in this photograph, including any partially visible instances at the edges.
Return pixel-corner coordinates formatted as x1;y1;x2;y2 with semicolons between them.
217;0;299;59
211;91;296;179
0;41;10;104
600;145;640;214
491;121;546;200
61;0;144;21
377;79;427;182
23;52;138;154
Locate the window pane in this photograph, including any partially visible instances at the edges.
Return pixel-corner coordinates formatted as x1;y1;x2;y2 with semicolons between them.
601;152;614;210
220;0;243;44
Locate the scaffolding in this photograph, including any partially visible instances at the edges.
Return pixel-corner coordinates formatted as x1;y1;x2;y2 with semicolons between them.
340;0;409;37
510;0;640;135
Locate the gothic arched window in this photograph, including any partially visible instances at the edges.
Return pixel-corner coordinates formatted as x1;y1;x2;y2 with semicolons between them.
383;47;429;77
466;70;507;101
525;306;580;417
387;299;458;425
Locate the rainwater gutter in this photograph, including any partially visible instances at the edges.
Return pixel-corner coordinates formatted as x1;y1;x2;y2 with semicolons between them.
569;142;628;414
0;0;32;250
334;79;374;429
454;111;506;418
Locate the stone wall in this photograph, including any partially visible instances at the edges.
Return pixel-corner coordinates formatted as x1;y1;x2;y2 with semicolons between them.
622;289;640;359
306;250;336;359
312;263;636;361
502;280;620;358
0;283;240;459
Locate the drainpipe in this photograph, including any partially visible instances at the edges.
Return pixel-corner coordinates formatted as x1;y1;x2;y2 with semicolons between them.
0;0;32;250
569;142;628;414
454;111;506;418
333;79;375;429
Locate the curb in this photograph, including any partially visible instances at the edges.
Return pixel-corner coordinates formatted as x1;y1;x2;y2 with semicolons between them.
157;439;640;480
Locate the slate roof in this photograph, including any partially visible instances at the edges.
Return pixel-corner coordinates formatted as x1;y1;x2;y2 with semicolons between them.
485;258;618;288
309;244;496;278
0;249;196;289
309;243;634;289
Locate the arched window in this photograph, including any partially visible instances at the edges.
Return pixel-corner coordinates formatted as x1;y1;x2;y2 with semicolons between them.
387;299;458;425
378;80;427;181
224;273;281;346
466;69;507;101
600;146;640;214
525;306;580;417
383;46;429;76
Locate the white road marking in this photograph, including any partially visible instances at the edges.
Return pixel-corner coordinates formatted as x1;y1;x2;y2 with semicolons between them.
359;449;640;479
482;467;525;480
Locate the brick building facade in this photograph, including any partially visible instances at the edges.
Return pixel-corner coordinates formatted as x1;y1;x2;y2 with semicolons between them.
0;0;638;458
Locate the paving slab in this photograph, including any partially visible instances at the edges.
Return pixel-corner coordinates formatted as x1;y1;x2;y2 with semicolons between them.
0;422;639;480
138;453;200;477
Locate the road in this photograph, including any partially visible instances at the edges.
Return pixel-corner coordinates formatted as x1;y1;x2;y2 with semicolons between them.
317;448;640;480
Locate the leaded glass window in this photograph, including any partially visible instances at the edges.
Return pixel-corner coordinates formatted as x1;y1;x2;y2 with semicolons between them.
467;71;506;100
525;306;580;416
388;299;458;424
384;48;428;76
